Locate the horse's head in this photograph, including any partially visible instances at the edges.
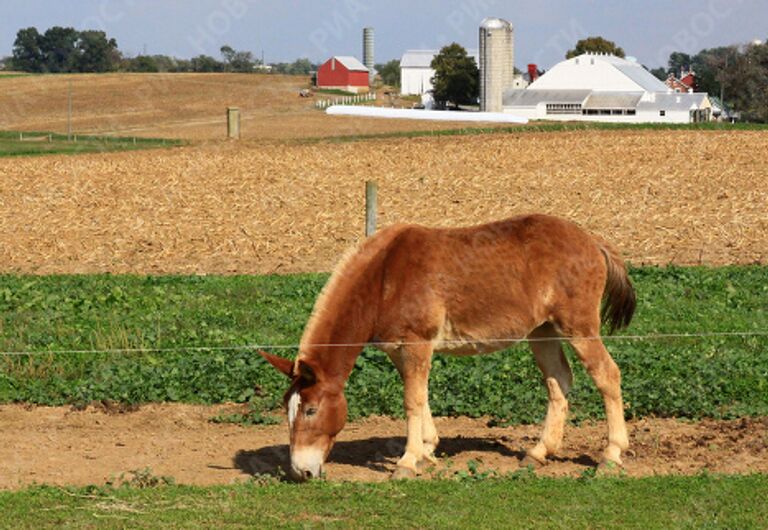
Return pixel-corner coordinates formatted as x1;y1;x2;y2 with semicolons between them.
260;351;347;481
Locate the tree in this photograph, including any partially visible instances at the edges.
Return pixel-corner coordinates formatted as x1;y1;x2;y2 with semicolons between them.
41;26;80;72
667;52;693;76
191;55;223;72
129;55;159;73
431;43;479;109
566;36;625;59
76;30;119;72
649;67;668;81
220;45;255;73
375;59;400;87
12;27;44;72
288;58;313;75
692;46;739;100
729;42;768;122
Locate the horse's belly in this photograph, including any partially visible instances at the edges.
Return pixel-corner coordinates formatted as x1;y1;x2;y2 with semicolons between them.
433;339;502;356
432;319;523;356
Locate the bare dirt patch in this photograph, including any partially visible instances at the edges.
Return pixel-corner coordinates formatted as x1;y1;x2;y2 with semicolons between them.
0;404;765;490
1;130;766;274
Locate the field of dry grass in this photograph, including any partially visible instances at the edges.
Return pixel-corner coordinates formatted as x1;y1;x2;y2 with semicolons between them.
1;127;765;274
0;73;505;141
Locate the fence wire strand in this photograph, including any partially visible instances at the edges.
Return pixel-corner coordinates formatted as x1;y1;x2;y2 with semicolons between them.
0;331;766;357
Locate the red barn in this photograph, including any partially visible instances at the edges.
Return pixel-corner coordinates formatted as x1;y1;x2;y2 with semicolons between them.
317;56;369;93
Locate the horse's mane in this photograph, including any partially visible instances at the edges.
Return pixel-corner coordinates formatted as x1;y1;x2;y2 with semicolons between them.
298;225;406;357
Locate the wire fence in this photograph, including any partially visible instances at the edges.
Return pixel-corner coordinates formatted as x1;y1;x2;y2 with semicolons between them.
0;330;765;357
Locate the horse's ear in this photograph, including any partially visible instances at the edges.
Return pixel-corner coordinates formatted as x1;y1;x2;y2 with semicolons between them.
297;360;317;385
259;351;294;378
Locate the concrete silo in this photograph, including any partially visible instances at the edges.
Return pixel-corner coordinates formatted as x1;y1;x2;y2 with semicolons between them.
363;27;375;85
479;18;514;112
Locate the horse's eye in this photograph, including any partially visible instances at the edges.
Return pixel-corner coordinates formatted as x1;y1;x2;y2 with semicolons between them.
305;407;318;417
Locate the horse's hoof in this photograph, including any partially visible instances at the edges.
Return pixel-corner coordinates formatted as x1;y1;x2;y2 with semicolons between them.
391;467;417;480
520;454;546;469
417;456;437;473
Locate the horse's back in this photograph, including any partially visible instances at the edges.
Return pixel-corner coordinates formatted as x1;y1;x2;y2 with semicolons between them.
374;214;607;348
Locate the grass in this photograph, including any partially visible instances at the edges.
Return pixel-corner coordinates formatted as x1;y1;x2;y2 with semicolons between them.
0;131;184;157
0;473;766;528
314;88;359;96
0;266;766;423
302;120;768;144
0;72;33;79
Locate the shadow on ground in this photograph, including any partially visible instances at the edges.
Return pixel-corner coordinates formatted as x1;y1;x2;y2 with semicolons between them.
232;435;536;478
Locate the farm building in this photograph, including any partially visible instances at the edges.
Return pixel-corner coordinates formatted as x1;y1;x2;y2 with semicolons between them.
401;49;511;96
316;56;370;93
665;69;697;92
502;53;712;123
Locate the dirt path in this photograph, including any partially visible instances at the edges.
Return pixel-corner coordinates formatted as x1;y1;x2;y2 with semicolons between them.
1;404;766;490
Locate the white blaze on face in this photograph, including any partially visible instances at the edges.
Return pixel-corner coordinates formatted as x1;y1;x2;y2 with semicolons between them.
287;389;301;430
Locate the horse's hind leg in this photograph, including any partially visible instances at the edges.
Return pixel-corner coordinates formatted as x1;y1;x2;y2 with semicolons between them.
525;323;573;465
568;335;629;466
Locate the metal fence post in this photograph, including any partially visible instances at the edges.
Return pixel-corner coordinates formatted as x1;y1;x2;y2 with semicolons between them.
365;180;378;237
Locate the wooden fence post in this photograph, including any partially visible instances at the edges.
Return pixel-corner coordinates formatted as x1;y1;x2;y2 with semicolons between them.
227;107;241;139
365;180;378;237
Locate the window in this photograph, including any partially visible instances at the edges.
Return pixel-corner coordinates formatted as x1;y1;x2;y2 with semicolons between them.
627;109;636;115
546;103;582;115
660;110;666;117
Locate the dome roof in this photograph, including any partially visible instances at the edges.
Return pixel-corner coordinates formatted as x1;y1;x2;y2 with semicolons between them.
480;17;512;30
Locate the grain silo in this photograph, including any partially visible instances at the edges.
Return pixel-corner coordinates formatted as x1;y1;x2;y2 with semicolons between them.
363;27;375;85
479;18;514;112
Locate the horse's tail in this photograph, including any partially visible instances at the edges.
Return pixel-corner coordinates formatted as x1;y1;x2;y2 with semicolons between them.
595;238;636;334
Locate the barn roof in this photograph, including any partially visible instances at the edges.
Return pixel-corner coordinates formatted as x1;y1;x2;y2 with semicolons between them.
583;92;644;109
332;56;368;72
528;53;667;93
503;89;591;107
400;49;480;69
637;92;710;111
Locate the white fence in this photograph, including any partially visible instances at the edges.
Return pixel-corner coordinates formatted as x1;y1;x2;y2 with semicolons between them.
315;92;376;109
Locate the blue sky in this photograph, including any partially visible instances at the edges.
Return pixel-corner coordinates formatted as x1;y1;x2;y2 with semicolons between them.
1;0;765;68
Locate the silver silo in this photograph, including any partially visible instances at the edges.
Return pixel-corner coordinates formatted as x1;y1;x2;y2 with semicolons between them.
363;27;375;85
479;17;514;112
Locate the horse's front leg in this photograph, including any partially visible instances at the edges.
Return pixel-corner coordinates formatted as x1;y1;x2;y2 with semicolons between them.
389;343;434;479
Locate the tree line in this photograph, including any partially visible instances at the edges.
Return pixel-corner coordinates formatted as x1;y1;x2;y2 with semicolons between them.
649;44;768;122
5;26;317;75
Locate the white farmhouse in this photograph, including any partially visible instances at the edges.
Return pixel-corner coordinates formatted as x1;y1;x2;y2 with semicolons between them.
503;53;712;123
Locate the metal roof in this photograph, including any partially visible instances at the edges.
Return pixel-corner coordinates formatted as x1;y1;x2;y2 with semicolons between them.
333;56;368;72
480;17;512;30
637;92;709;111
503;89;591;107
614;64;668;92
583;92;644;109
400;49;480;69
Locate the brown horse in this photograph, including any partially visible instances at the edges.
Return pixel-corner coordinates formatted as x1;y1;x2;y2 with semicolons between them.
261;214;636;481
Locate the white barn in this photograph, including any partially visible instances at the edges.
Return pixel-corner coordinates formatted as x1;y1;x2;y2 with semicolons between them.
503;53;712;123
400;49;483;96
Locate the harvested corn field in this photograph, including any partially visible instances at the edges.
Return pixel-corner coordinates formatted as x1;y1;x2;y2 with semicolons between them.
0;129;765;274
0;73;503;140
